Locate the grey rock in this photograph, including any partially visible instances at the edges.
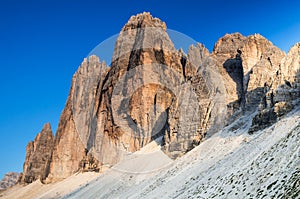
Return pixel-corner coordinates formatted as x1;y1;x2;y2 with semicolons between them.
21;13;300;183
0;172;20;190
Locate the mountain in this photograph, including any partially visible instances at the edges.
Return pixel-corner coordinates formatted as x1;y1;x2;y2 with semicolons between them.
20;123;54;183
0;172;19;190
57;107;300;199
3;12;298;198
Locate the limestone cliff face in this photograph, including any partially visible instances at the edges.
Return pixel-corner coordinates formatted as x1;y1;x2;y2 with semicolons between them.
268;42;300;106
282;43;300;83
21;123;54;183
46;56;109;182
209;33;300;132
90;12;179;163
21;13;300;183
211;33;286;123
45;12;211;169
89;12;209;161
249;43;300;132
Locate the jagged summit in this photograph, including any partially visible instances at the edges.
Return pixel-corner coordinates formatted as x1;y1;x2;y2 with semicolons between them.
20;122;54;183
42;122;52;132
82;55;100;64
213;32;245;54
213;32;277;56
122;12;167;31
13;13;300;189
287;41;300;55
282;42;300;83
112;12;175;69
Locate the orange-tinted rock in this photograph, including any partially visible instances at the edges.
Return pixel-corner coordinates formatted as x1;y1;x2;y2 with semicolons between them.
46;56;109;182
21;123;54;183
21;13;300;183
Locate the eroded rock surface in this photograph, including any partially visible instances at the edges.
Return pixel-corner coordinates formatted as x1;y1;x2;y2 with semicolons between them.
0;172;19;190
21;123;54;183
89;12;211;161
212;33;286;114
250;43;300;132
46;56;109;182
21;13;300;183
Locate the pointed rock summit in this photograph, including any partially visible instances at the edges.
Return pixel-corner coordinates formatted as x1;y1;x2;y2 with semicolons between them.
282;42;300;83
122;12;167;31
20;13;300;183
46;56;109;182
21;123;54;183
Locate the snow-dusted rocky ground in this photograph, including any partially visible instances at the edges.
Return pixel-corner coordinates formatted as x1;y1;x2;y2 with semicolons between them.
63;107;300;199
2;107;299;199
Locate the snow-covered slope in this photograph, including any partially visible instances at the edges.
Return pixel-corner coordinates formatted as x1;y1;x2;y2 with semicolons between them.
62;107;300;199
2;108;299;199
0;172;101;199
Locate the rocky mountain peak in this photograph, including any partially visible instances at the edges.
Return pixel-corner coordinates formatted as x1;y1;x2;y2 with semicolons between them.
46;55;110;182
82;55;101;64
21;123;54;183
40;122;52;136
283;42;300;83
112;12;176;72
212;32;285;95
187;43;210;68
122;12;166;31
18;13;300;184
212;33;278;58
35;123;53;146
213;32;246;55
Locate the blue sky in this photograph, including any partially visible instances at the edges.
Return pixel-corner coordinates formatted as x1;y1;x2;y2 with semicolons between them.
0;0;299;179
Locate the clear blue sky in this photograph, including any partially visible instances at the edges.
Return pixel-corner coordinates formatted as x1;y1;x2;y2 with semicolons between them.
0;0;299;179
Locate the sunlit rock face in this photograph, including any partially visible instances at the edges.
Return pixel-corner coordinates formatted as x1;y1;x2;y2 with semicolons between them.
21;123;54;183
21;12;299;183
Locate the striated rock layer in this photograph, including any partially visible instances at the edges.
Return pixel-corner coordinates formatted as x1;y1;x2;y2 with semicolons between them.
21;12;300;183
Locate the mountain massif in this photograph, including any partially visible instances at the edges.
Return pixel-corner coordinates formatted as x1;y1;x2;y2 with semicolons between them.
3;12;299;198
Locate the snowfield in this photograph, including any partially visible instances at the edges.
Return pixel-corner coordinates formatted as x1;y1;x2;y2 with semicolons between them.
2;107;299;199
63;107;300;199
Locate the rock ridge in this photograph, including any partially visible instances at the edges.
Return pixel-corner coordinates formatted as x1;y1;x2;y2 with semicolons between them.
20;123;54;183
20;12;300;183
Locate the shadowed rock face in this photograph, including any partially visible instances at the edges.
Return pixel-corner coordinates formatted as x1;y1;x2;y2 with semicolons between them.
21;123;54;183
249;43;300;133
21;13;300;183
223;52;244;106
211;33;288;125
